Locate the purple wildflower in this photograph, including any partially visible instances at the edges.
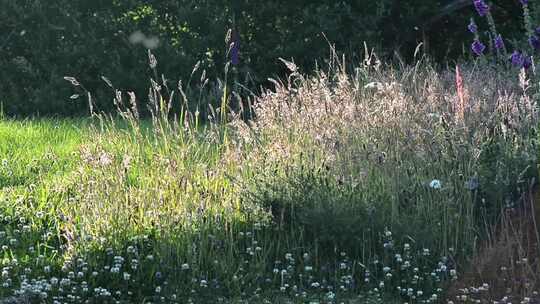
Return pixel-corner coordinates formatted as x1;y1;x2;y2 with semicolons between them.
511;50;524;66
523;55;532;69
471;39;486;55
520;0;529;5
230;30;240;65
473;0;490;17
529;35;540;50
494;35;504;50
468;20;478;33
510;50;531;69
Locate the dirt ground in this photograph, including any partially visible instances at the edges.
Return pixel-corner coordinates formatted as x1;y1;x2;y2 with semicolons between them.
444;186;540;303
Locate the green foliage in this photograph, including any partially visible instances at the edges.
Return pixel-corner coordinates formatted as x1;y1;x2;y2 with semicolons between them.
3;0;531;116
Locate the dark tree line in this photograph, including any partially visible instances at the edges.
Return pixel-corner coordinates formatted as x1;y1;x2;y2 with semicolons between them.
0;0;529;116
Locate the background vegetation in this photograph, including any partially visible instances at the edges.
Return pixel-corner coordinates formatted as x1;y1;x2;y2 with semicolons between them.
0;0;532;116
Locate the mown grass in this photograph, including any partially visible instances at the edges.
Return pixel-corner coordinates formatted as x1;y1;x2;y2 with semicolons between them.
0;56;538;303
0;119;89;188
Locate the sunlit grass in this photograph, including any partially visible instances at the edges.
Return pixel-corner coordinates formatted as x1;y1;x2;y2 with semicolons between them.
0;57;537;303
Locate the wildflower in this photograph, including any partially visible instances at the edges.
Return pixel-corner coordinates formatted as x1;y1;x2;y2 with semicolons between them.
513;50;535;70
523;55;532;69
529;35;540;50
520;0;529;5
230;29;240;65
468;19;478;33
471;39;486;55
511;50;524;66
473;0;490;16
494;35;504;50
429;179;442;189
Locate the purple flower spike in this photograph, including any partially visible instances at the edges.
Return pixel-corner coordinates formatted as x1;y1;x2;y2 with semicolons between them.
473;0;490;17
511;50;525;67
468;20;478;33
511;51;533;69
520;0;529;5
529;35;540;50
230;30;240;65
472;39;486;55
523;55;532;69
494;35;504;50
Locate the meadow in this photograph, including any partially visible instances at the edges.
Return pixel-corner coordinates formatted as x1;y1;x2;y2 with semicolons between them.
0;47;538;304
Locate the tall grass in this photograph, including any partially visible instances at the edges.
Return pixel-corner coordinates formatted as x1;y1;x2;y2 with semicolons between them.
0;51;537;303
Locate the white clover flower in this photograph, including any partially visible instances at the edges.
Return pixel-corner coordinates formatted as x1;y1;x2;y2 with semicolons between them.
429;179;442;189
326;291;335;300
